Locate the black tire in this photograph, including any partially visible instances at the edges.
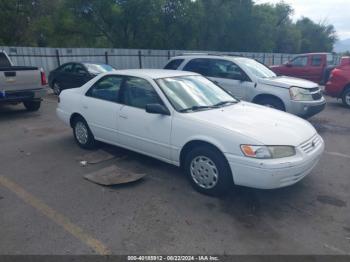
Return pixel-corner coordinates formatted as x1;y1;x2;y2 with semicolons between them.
52;81;61;95
256;96;285;111
184;145;233;196
72;116;97;149
23;101;41;111
341;88;350;108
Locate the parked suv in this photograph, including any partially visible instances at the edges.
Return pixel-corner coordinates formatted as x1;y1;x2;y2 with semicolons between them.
164;55;326;118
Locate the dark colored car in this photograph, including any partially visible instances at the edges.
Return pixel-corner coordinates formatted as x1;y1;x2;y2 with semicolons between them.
270;53;338;84
48;62;115;95
325;57;350;107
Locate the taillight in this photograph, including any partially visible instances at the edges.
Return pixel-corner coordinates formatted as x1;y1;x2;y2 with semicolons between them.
40;69;47;86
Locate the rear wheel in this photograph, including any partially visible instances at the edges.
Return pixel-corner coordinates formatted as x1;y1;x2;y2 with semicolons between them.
23;101;41;111
72;117;97;149
184;146;233;196
342;88;350;108
256;96;285;111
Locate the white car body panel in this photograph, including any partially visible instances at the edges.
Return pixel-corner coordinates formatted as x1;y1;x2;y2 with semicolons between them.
57;69;324;189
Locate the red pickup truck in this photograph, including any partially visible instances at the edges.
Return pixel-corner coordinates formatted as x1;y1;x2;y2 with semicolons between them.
325;57;350;107
270;53;338;84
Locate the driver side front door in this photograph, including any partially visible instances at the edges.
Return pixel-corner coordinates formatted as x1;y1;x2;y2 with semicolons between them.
117;76;173;162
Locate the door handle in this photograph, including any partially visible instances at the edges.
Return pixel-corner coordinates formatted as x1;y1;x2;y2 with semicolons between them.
4;71;16;77
119;115;128;119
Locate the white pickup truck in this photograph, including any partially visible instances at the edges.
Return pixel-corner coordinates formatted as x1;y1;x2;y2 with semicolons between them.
0;51;47;111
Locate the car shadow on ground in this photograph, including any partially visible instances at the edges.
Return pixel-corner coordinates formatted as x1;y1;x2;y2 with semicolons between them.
95;141;318;222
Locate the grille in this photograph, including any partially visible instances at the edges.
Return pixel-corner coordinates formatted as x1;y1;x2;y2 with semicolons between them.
312;92;322;100
300;135;322;154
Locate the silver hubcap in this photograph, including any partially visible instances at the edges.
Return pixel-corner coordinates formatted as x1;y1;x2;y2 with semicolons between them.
75;122;88;145
53;83;61;95
345;93;350;105
190;156;219;189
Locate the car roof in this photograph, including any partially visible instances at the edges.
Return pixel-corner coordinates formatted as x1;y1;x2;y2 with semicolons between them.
112;69;199;79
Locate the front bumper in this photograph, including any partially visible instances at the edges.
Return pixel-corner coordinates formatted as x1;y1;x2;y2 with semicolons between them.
225;134;324;189
289;97;326;118
0;88;46;103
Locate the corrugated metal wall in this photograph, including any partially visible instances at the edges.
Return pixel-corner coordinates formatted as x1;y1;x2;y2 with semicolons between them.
0;46;296;73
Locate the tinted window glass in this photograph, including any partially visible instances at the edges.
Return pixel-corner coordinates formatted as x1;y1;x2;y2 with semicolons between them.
208;59;245;80
0;53;11;67
86;76;123;102
61;63;74;73
84;63;114;74
183;59;211;75
291;56;308;67
164;59;184;70
74;64;87;74
311;55;322;66
122;77;162;109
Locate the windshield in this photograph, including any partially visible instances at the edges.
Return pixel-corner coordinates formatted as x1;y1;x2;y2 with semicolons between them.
239;58;276;78
156;75;238;112
84;63;115;74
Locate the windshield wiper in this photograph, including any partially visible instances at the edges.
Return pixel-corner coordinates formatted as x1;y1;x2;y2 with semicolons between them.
179;105;217;113
214;100;238;107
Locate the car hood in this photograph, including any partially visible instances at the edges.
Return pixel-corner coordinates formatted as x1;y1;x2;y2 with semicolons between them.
185;102;316;146
259;76;318;89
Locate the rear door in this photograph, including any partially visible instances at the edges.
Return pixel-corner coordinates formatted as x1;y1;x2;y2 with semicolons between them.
82;75;124;143
183;58;250;99
55;63;75;89
308;54;324;83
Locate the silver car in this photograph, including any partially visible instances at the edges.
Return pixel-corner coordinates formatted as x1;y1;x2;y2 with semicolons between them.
164;55;326;118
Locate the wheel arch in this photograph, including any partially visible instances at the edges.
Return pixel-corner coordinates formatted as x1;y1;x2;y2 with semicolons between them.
69;113;85;128
252;93;286;110
179;139;228;168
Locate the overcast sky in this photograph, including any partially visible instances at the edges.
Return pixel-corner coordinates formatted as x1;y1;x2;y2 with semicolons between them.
255;0;350;40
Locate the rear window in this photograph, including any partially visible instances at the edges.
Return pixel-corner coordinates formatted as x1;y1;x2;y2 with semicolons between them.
0;52;11;67
164;59;184;70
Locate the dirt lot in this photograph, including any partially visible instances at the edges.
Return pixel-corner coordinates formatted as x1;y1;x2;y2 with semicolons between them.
0;93;349;255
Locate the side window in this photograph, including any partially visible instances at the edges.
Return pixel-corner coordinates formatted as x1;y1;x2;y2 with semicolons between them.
291;56;308;67
74;64;87;74
208;59;244;80
86;75;123;102
311;55;322;66
60;63;74;73
183;59;211;75
164;59;184;70
0;53;11;67
122;77;162;109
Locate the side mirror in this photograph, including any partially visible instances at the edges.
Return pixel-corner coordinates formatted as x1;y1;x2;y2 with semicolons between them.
145;103;170;115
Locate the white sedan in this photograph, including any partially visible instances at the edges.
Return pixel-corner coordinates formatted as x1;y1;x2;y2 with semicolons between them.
57;69;324;195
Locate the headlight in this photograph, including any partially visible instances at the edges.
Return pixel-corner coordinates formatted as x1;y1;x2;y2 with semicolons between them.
241;145;296;159
289;86;313;101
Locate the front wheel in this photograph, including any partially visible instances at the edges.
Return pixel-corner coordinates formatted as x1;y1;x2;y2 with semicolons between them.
342;88;350;108
23;101;41;111
184;146;233;196
72;117;97;149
